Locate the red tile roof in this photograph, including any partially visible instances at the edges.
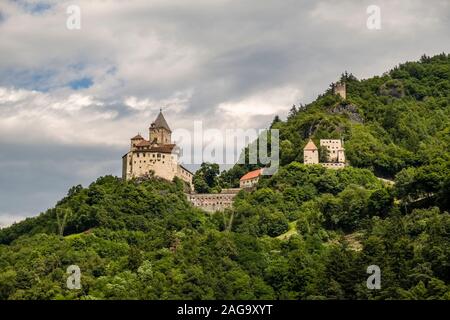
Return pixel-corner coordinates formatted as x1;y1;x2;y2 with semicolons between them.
131;134;144;140
136;140;151;147
240;168;263;181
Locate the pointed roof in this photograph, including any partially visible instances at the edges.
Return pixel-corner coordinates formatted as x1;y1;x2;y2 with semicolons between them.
240;168;263;181
304;139;318;150
151;110;171;132
131;134;144;140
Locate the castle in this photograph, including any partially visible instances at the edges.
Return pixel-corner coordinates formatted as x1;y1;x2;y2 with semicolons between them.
304;138;346;169
121;110;262;212
122;110;193;187
123;79;347;211
333;81;346;99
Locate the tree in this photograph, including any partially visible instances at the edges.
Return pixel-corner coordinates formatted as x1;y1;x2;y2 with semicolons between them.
270;115;281;128
55;207;72;237
193;162;220;193
318;145;330;163
367;188;393;218
287;105;298;120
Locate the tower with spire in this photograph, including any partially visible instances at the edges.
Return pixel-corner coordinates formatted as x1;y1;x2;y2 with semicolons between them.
303;139;319;164
122;109;193;189
149;109;172;145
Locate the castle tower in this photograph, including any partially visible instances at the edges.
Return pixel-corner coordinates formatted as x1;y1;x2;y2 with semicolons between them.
149;109;172;145
304;139;319;164
130;134;144;150
333;81;346;99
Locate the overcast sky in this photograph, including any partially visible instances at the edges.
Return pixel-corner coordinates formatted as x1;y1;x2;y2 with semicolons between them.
0;0;449;227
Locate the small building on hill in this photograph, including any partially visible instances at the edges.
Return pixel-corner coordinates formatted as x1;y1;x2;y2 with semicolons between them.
303;139;319;164
303;138;346;169
186;169;264;212
239;168;263;188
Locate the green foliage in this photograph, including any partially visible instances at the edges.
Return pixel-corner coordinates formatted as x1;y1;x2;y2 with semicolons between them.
193;162;221;193
0;54;449;300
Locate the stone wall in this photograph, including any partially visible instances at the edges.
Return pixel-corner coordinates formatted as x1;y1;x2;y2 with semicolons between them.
187;189;240;212
321;162;346;169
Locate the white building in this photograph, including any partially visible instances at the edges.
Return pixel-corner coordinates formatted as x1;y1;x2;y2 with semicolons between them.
320;139;346;164
303;138;346;169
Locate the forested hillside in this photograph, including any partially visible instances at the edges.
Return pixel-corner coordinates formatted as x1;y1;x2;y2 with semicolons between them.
220;54;450;189
0;54;449;300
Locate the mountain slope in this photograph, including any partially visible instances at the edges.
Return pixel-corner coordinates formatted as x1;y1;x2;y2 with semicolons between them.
276;53;450;177
0;54;449;300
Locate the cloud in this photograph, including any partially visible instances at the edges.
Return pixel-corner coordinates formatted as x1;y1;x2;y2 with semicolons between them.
0;212;32;229
0;87;122;146
218;86;302;117
124;91;192;113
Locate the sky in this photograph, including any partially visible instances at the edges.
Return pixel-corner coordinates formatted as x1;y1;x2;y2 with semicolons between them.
0;0;449;227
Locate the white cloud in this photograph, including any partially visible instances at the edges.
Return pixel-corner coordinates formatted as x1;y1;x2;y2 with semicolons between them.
0;87;36;103
218;86;302;117
124;91;192;113
0;86;194;147
309;0;446;33
51;94;104;111
0;87;121;146
0;212;32;229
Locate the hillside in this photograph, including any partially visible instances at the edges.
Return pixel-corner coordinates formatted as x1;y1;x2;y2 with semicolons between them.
0;54;449;300
220;53;450;188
